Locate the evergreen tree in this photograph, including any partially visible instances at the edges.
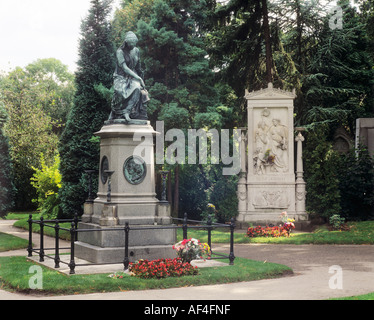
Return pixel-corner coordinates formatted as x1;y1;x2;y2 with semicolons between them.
136;0;222;131
0;101;14;217
301;0;374;132
58;0;115;218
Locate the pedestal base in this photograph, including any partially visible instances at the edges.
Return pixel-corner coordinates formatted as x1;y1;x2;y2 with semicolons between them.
75;222;177;264
75;241;176;264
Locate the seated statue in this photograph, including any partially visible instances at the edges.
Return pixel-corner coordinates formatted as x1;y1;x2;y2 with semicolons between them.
108;31;149;124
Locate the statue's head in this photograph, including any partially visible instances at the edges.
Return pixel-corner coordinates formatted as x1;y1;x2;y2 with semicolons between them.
123;31;138;50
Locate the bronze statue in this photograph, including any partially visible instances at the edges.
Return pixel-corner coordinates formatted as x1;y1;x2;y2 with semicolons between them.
108;31;149;124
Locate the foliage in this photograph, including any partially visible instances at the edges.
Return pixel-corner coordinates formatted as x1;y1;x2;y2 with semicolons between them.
329;214;346;231
126;258;199;279
30;153;62;219
58;0;115;218
0;66;60;209
337;145;374;221
135;0;223;130
24;58;75;132
303;129;342;219
300;2;374;131
173;238;211;262
209;173;238;222
0;103;14;217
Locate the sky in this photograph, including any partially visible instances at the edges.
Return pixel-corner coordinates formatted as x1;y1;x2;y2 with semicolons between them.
0;0;121;74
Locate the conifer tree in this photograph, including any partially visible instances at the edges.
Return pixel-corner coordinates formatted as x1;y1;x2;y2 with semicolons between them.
58;0;115;218
136;0;222;131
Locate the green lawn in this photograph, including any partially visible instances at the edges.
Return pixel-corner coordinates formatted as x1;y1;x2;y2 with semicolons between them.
0;232;29;252
180;221;374;245
0;255;291;296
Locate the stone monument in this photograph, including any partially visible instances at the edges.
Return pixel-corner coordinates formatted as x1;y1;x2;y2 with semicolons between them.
237;83;308;227
356;118;374;156
75;32;176;264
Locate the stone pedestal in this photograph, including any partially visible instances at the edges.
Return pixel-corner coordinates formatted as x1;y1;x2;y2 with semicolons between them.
76;122;176;264
237;83;308;226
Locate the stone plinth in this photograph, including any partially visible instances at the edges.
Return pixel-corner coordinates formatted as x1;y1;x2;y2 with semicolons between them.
76;122;176;264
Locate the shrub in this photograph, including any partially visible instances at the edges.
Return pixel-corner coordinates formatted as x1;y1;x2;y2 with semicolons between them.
338;144;374;220
329;214;345;230
128;258;198;279
30;153;62;218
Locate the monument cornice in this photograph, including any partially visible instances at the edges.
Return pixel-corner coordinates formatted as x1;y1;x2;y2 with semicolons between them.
244;83;296;100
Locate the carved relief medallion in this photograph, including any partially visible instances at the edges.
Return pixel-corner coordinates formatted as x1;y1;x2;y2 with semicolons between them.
123;155;147;185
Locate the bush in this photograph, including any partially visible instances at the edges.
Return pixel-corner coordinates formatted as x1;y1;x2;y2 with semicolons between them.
329;214;345;230
30;153;62;218
338;145;374;220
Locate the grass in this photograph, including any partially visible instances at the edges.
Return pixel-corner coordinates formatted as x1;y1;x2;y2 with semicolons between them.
331;292;374;300
0;232;29;252
0;255;292;296
6;211;374;245
179;221;374;245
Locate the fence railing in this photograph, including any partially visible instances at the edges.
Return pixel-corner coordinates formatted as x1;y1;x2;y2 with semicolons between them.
27;213;235;275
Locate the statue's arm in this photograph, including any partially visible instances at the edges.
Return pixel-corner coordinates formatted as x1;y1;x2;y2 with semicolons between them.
117;49;145;88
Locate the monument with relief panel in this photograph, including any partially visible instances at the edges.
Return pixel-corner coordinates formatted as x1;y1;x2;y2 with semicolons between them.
237;83;308;227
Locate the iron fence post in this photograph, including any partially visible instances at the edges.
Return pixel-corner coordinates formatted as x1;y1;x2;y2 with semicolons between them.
123;222;130;271
54;220;60;268
229;218;235;265
68;222;76;274
183;212;188;240
74;213;79;241
27;214;33;257
39;217;44;262
207;214;212;250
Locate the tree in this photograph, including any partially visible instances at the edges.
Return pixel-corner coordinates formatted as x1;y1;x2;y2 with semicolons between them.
135;0;222;130
25;58;75;134
301;1;374;132
338;145;374;221
0;67;59;209
0;101;14;217
58;0;115;218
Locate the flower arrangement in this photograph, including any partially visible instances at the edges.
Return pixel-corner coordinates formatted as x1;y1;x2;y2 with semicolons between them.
128;258;198;279
173;238;211;263
280;211;295;235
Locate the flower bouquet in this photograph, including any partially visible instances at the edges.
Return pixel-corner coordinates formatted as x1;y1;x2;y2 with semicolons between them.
173;238;211;263
280;211;295;236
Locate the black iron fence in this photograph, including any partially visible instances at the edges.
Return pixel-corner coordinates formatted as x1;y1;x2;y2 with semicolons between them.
27;213;235;275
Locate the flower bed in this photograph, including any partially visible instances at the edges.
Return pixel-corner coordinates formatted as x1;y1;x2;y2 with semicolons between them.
128;258;198;279
247;222;295;238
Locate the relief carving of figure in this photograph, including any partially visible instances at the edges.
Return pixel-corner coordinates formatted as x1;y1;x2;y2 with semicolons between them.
268;118;288;172
253;109;289;174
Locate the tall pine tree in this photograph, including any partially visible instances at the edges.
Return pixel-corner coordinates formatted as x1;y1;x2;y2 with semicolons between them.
59;0;115;218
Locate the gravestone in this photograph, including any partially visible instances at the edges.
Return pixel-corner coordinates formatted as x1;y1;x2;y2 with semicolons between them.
237;83;308;227
75;31;176;264
356;118;374;156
